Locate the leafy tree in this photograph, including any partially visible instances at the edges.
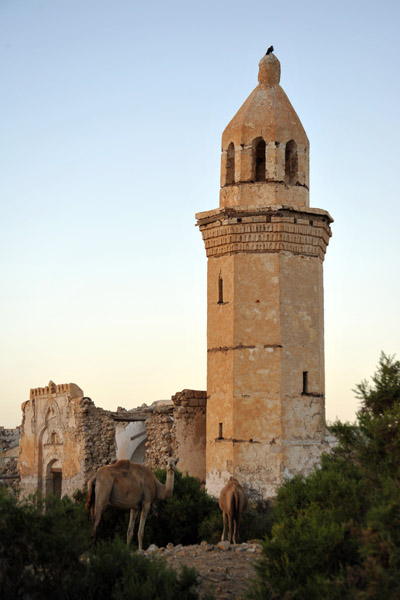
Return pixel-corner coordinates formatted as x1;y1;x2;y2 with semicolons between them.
355;352;400;417
247;352;400;600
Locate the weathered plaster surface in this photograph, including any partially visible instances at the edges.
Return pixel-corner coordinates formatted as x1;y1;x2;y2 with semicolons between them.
115;421;147;461
197;53;333;500
18;382;116;498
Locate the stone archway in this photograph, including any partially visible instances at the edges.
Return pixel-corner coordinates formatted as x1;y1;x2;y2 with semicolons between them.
45;458;62;498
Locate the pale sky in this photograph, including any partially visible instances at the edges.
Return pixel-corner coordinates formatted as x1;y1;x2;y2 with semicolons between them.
1;0;399;429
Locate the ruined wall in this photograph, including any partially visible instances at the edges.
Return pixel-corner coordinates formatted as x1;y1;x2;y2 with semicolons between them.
18;382;116;498
11;378;209;498
172;390;206;482
13;382;207;498
145;403;174;469
77;396;116;483
0;426;20;489
143;391;207;480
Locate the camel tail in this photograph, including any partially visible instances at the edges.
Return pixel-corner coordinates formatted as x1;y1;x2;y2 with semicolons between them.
232;489;240;520
229;489;240;523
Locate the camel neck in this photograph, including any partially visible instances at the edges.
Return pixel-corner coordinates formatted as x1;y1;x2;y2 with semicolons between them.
156;471;175;501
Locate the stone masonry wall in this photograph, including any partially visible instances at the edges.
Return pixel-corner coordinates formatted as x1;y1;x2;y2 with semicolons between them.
143;390;207;480
172;390;207;482
144;405;174;469
0;426;20;490
13;383;207;495
18;383;117;498
76;397;117;483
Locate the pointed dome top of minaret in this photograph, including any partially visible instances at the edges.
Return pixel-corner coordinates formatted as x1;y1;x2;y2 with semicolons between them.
221;53;308;149
219;53;310;209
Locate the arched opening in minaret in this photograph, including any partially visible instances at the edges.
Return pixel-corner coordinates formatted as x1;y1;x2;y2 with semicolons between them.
285;139;298;184
252;138;266;182
225;142;235;185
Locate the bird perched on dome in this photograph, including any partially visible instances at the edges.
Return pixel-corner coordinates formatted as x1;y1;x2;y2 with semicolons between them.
266;45;274;55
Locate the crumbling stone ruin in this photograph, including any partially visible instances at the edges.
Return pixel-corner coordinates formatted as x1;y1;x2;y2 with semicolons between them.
171;390;207;481
0;426;20;490
144;390;207;481
2;53;336;503
18;382;116;498
11;381;207;499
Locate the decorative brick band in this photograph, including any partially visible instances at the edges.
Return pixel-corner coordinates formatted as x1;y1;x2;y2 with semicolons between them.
30;382;83;400
197;208;332;260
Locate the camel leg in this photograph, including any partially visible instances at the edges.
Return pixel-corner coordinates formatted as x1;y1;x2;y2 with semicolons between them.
91;477;113;539
228;514;233;544
221;511;227;542
91;501;106;539
232;518;237;544
234;513;241;544
127;508;138;546
137;501;151;551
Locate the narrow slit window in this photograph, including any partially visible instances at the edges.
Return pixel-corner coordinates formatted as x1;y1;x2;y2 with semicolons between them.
218;423;223;439
218;275;224;304
302;371;308;394
225;142;235;185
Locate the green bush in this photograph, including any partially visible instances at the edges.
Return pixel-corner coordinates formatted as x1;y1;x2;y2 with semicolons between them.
247;352;400;600
0;489;90;599
81;464;273;548
240;501;274;542
78;538;199;600
0;490;200;599
79;470;222;548
199;500;273;544
143;470;272;547
143;470;220;547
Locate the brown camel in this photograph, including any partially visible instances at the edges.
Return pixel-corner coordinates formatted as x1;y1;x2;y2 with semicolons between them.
219;476;248;544
86;457;178;550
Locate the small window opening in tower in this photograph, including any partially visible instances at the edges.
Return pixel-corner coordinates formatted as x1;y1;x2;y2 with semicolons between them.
225;142;235;185
302;371;309;394
218;423;223;439
252;138;266;182
285;139;298;184
218;274;224;304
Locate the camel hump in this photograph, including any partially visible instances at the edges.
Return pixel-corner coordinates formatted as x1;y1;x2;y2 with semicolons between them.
112;459;132;469
219;476;248;513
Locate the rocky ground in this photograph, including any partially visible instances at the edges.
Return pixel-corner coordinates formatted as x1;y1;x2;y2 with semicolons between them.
143;540;262;599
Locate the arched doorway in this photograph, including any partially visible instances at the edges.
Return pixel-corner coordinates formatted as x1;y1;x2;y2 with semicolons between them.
45;459;62;498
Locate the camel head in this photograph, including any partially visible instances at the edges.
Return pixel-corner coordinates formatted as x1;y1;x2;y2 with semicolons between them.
167;457;179;472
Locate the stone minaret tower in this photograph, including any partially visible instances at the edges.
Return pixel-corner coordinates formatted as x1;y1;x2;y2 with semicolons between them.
196;53;333;499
